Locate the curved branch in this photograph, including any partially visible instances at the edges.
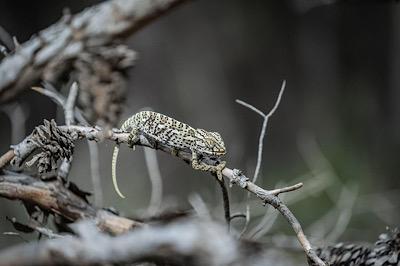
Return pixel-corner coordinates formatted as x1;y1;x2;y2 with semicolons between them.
223;168;325;265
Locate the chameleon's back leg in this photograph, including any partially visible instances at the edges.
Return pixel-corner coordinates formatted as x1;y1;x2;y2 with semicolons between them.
128;128;139;149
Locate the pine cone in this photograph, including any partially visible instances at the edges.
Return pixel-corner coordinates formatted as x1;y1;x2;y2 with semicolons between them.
365;231;400;265
314;230;399;265
25;119;74;174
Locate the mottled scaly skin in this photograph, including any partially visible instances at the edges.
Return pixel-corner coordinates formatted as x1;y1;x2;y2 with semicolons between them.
112;111;226;198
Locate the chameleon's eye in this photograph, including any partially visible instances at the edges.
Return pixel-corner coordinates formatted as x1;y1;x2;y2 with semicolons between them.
206;139;214;146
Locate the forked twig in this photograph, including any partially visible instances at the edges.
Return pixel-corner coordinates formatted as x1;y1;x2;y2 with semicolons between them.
235;80;286;235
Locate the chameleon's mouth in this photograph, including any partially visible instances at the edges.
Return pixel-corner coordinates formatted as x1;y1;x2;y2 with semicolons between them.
205;150;225;158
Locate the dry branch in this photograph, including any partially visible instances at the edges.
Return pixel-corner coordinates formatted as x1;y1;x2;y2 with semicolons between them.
0;218;270;266
0;173;143;235
58;82;79;180
0;0;187;124
223;168;324;265
2;122;325;265
0;0;186;101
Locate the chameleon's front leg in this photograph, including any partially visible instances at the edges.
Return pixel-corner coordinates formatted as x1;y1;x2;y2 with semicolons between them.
191;150;226;180
127;128;139;150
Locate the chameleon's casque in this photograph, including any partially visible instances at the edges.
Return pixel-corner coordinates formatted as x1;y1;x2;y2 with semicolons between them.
112;111;226;198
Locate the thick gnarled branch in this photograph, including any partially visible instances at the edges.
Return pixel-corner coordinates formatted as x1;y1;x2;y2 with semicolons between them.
0;0;187;126
0;0;186;102
0;173;143;235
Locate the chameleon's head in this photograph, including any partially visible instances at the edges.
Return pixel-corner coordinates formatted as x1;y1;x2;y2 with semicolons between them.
194;129;226;156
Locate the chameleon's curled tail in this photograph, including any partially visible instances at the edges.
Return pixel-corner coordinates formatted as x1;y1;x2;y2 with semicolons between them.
112;146;126;198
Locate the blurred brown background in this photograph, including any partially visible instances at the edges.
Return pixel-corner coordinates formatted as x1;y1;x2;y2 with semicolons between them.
0;0;399;253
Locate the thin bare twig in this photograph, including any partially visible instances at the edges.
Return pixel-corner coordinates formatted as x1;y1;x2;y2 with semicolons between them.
235;80;286;235
355;189;400;224
32;84;90;124
223;168;324;265
247;182;287;239
88;142;103;207
267;182;303;195
6;216;63;239
0;45;8;57
307;183;358;244
246;158;334;239
1;103;27;144
265;80;286;118
0;25;14;51
31;86;64;107
246;167;333;239
216;177;231;228
235;100;265;117
297;132;339;188
188;194;212;220
58;82;79;180
64;82;79;126
325;185;358;243
12;37;20;50
2;232;29;243
144;147;163;215
249;205;279;239
236;80;286;184
297;132;356;243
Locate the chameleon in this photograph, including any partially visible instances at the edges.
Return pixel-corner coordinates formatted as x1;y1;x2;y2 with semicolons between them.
112;111;227;198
